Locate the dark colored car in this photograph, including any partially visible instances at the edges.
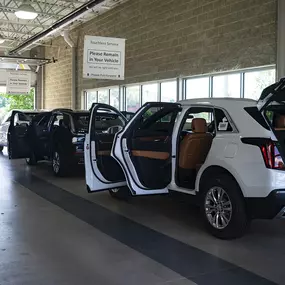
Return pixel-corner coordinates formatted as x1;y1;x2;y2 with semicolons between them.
121;111;135;121
8;109;90;176
0;109;42;152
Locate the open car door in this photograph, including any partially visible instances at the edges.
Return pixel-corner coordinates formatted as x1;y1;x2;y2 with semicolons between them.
256;78;285;168
85;104;128;192
112;102;181;195
8;111;31;159
257;78;285;112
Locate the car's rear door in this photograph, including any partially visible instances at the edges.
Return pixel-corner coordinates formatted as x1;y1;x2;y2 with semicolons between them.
8;111;31;159
85;104;128;192
112;102;181;195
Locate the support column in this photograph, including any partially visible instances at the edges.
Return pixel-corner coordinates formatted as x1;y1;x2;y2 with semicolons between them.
71;47;77;109
277;0;285;79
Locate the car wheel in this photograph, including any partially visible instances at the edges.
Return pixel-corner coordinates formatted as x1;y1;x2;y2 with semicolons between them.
25;152;37;166
52;150;68;177
0;146;3;152
200;173;249;239
109;186;131;200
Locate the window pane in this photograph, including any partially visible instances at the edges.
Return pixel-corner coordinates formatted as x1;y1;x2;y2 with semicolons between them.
213;73;240;98
182;107;214;132
87;91;97;109
215;108;233;132
244;69;276;100
186;77;209;99
110;88;120;109
161;81;177;102
142;83;158;104
98;89;109;104
126;85;140;112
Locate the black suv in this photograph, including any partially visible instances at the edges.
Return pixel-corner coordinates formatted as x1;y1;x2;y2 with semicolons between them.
8;109;89;176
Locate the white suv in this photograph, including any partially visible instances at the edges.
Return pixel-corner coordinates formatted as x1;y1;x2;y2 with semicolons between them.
84;79;285;239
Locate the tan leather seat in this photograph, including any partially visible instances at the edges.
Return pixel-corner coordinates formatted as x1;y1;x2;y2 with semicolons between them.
275;114;285;130
179;118;213;170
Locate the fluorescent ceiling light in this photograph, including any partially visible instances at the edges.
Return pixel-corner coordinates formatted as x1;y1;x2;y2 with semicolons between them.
0;38;5;44
15;2;38;20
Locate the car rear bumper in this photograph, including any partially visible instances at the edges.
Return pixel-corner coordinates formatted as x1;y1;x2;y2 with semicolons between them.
246;190;285;219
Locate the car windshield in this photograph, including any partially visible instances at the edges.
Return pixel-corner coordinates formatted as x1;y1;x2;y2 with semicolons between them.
73;113;90;133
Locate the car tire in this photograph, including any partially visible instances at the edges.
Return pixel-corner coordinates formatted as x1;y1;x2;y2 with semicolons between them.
25;152;37;166
0;146;3;152
200;173;249;240
52;150;68;177
109;186;131;200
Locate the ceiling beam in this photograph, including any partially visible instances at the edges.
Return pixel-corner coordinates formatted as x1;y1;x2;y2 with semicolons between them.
55;0;87;3
0;5;63;19
0;29;36;36
11;0;80;10
0;18;49;28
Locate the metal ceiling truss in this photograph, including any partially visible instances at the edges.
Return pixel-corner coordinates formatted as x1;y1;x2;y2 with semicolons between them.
0;0;125;54
0;0;91;49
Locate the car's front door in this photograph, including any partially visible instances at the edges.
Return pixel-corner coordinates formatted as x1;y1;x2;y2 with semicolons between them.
113;102;181;195
32;112;52;158
85;104;128;192
8;111;31;159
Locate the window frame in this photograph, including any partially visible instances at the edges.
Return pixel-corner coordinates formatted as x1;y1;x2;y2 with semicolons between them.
83;66;276;111
214;107;238;133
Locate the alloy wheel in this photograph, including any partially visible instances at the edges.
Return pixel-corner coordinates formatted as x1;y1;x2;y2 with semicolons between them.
53;152;60;174
204;186;232;230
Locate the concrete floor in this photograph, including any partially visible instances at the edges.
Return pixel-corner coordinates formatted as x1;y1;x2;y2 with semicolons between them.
0;150;284;285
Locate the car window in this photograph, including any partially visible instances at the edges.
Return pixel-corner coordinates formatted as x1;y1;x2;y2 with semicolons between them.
214;108;233;132
181;107;214;132
18;113;31;121
91;108;126;136
135;105;180;135
95;114;125;133
37;114;51;127
52;114;64;127
73;113;90;133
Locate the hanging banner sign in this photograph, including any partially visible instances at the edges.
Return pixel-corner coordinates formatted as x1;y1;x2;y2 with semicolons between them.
83;36;125;80
6;71;31;94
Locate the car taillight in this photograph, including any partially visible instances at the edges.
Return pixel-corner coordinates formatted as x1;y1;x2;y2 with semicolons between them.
241;138;285;170
260;141;285;170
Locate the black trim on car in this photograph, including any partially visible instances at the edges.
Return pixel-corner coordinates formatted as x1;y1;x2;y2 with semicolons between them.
244;106;270;130
241;137;272;146
245;190;285;219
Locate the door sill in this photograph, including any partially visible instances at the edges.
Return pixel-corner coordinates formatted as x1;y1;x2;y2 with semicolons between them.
168;187;196;195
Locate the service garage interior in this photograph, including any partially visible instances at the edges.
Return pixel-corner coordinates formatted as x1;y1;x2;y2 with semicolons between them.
0;0;284;284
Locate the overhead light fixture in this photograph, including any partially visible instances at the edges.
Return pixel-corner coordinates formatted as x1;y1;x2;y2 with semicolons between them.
0;37;5;44
15;1;38;20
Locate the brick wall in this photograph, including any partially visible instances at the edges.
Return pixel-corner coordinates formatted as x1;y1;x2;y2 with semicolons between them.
43;0;277;109
43;36;73;109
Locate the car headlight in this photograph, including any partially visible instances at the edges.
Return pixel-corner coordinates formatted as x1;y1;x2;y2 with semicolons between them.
72;137;78;143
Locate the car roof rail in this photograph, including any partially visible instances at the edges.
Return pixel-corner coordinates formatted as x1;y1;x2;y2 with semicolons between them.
51;108;73;112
